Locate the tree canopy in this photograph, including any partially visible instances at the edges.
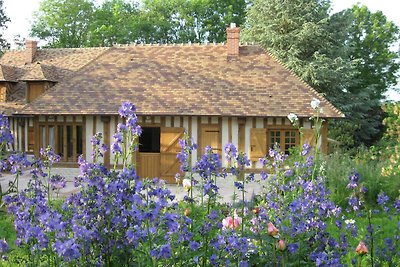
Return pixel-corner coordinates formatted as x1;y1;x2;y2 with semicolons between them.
30;0;247;47
243;0;400;147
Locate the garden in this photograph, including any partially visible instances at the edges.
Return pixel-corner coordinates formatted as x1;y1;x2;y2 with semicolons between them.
0;101;399;267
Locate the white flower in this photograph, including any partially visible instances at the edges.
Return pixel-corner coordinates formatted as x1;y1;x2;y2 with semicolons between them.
344;219;355;225
182;178;192;191
287;113;298;124
310;98;321;110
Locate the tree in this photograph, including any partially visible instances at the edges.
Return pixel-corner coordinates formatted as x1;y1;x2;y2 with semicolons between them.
0;0;10;51
340;5;399;146
347;5;399;100
87;0;141;47
243;0;400;147
31;0;95;48
137;0;247;44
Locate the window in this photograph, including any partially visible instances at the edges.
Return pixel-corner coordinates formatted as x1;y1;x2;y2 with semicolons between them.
139;127;160;153
39;123;83;162
269;130;299;154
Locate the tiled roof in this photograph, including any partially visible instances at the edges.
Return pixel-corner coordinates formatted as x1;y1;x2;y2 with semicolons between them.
0;47;109;114
20;63;59;82
19;44;344;118
0;65;22;82
0;102;25;115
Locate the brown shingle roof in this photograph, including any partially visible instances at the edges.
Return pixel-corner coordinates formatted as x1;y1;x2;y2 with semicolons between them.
0;47;109;114
20;63;59;82
0;65;21;82
19;44;343;118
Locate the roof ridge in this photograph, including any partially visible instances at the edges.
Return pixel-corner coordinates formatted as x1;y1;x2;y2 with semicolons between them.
113;42;227;47
263;49;345;118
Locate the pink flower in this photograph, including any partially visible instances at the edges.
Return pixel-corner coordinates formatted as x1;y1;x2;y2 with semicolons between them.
267;222;279;237
355;241;368;255
222;210;242;230
276;239;286;251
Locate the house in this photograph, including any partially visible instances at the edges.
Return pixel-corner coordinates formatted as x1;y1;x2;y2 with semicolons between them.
0;25;344;182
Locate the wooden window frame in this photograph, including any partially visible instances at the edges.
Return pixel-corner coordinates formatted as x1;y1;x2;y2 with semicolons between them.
267;127;300;154
38;121;84;162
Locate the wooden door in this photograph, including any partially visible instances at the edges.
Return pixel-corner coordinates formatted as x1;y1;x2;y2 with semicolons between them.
160;127;184;183
200;124;221;154
250;128;267;161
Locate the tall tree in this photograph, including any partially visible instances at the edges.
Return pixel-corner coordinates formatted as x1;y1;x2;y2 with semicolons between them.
243;0;399;147
347;5;399;100
87;0;141;46
0;0;10;51
31;0;95;48
338;5;399;146
138;0;247;44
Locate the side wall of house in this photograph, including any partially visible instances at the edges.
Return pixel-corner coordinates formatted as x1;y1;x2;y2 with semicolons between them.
8;115;327;173
83;115;327;169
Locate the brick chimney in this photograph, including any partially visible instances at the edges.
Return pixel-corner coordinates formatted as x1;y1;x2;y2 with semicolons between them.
25;40;38;64
226;23;240;57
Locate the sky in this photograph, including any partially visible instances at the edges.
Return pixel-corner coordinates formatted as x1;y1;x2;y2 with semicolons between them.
1;0;399;100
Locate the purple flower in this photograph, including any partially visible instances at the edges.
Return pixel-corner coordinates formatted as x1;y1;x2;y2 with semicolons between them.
49;174;66;190
393;199;400;213
301;143;312;156
0;115;14;146
0;239;9;254
287;243;299;254
377;192;389;206
224;143;238;162
118;102;136;118
189;241;200;250
157;243;171;259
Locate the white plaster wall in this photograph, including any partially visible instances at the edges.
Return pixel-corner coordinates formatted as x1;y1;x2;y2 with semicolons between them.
221;117;229;167
183;117;189;132
17;120;22;151
245;118;252;163
165;116;171;127
25;119;29;151
95;116;104;164
109;116;116;165
174;116;180;127
231;118;238;150
85;116;94;162
191;117;198;166
303;120;312;129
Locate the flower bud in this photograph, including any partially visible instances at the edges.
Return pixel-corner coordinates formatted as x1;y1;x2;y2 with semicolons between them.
276;239;286;251
267;222;279;237
184;208;191;217
355;241;368;255
252;207;260;215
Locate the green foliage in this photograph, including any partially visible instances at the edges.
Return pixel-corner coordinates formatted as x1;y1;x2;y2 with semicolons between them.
347;5;400;100
324;148;400;208
31;0;247;47
87;0;141;47
0;0;10;52
31;0;95;48
243;0;400;147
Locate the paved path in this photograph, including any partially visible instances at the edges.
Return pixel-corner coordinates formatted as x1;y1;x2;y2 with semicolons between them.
1;168;265;204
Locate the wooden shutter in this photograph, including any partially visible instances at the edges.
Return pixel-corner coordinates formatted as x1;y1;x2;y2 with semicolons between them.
200;125;221;154
250;128;267;161
160;127;184;183
302;129;315;147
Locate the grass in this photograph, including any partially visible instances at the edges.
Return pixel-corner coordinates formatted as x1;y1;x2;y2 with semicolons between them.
324;149;400;208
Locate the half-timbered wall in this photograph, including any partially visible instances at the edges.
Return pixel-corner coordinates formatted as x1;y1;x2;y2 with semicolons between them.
7;115;327;175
